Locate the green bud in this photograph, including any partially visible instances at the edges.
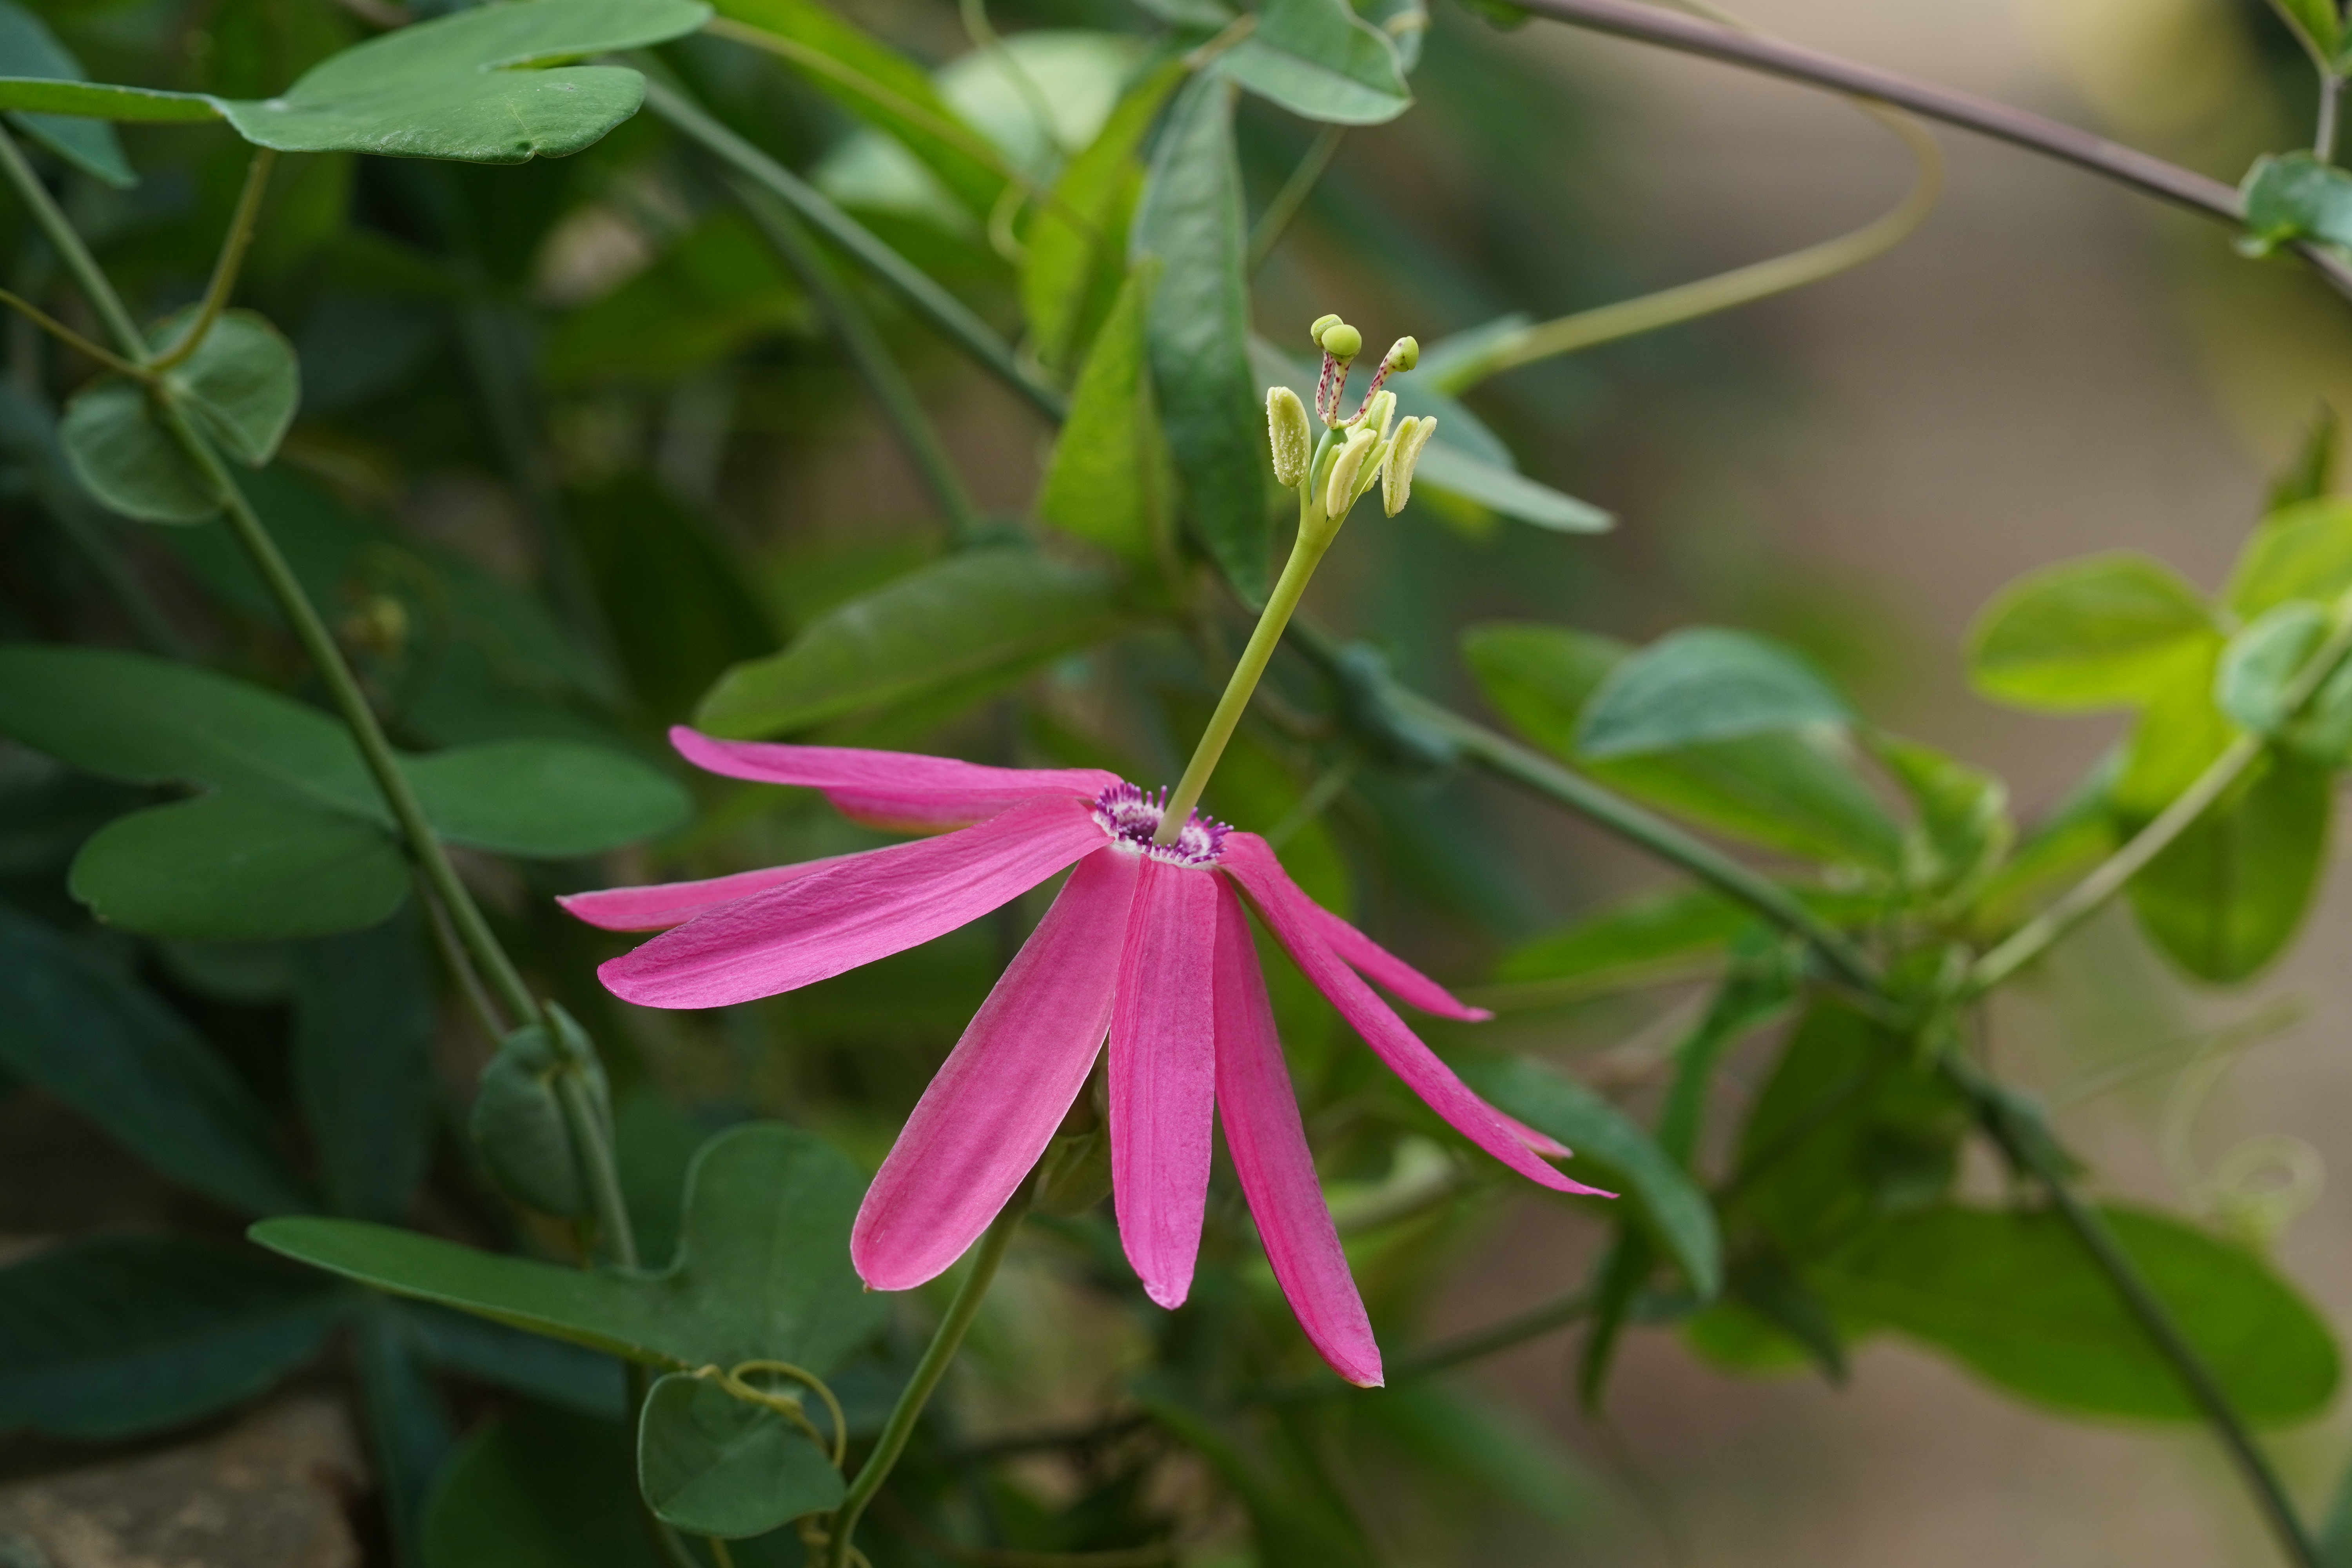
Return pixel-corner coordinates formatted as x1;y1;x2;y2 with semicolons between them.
1381;415;1437;516
1319;321;1362;360
1267;386;1314;488
1385;336;1419;372
1324;425;1379;518
1359;389;1397;443
1309;312;1343;344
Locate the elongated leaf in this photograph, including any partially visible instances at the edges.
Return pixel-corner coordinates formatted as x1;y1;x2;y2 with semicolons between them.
0;904;311;1215
1218;0;1412;125
407;740;689;857
0;1236;347;1439
1577;627;1855;759
1134;74;1267;601
1455;1054;1719;1295
1407;439;1611;533
1023;62;1183;373
2128;751;2330;984
0;0;132;186
1491;886;1750;1000
639;1372;843;1537
354;1299;459;1564
403;1301;628;1418
2243;151;2352;256
1038;261;1163;564
294;914;435;1223
1815;1205;2340;1423
1967;552;2215;710
1463;622;1901;871
71;791;411;939
424;1406;664;1568
2268;0;2344;62
255;1123;887;1373
695;547;1125;737
1355;1383;1592;1534
2226;496;2352;618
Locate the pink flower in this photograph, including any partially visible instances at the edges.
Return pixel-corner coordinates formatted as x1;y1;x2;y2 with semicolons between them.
561;728;1609;1387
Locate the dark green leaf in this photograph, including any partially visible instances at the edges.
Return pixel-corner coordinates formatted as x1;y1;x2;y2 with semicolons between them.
1218;0;1413;125
1967;551;2214;710
1134;74;1267;601
694;547;1126;737
407;740;690;857
0;903;312;1215
1577;628;1855;759
1456;1054;1719;1295
0;1236;346;1439
2242;151;2352;257
254;1122;887;1372
59;380;215;523
1022;62;1182;374
0;0;133;186
1655;946;1801;1166
423;1406;664;1568
1814;1205;2340;1423
471;1011;608;1220
2227;496;2352;619
1463;622;1902;870
638;1372;843;1537
354;1299;459;1564
294;913;435;1223
401;1301;627;1419
156;308;301;466
544;214;811;384
2128;751;2330;984
70;791;410;940
1038;261;1165;565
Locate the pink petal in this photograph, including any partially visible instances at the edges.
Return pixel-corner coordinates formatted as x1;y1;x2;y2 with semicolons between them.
598;797;1107;1009
1109;860;1220;1310
853;848;1142;1290
1222;834;1610;1196
672;728;1119;830
558;855;858;932
1211;878;1381;1387
1301;901;1493;1023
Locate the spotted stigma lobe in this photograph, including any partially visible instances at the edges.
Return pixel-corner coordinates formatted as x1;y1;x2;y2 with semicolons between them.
1092;782;1227;867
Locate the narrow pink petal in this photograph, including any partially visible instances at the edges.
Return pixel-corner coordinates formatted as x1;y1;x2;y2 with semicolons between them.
557;854;858;932
1211;878;1381;1387
1109;860;1220;1310
599;797;1106;1009
853;849;1142;1290
672;728;1119;829
1301;901;1493;1022
1222;834;1611;1196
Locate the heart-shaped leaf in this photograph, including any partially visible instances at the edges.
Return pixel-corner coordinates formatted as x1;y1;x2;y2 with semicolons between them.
638;1372;844;1537
158;308;300;465
0;0;132;186
253;1123;887;1373
60;380;214;523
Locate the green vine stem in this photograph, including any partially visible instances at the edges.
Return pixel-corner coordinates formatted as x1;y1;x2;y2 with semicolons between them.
148;148;273;373
826;1182;1032;1568
1247;124;1344;275
730;177;984;541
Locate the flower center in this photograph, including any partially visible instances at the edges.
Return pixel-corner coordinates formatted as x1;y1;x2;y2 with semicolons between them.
1093;782;1225;867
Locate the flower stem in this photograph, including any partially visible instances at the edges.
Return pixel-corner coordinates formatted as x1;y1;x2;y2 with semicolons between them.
2321;72;2344;164
827;1185;1030;1568
1154;493;1334;842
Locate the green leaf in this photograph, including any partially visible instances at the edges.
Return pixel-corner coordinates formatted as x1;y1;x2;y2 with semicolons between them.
1490;885;1751;1000
59;380;215;523
638;1372;843;1537
1577;627;1856;759
1355;1383;1592;1535
1873;733;2011;896
401;1301;626;1419
2267;405;2339;514
1654;946;1802;1166
254;1123;887;1372
694;547;1126;737
294;914;435;1223
353;1299;459;1562
1133;74;1267;602
71;791;412;939
2114;643;2236;816
2268;0;2345;64
0;1236;347;1439
715;0;1004;218
407;740;690;857
544;213;811;384
0;79;220;123
1139;1390;1377;1568
1967;552;2215;711
0;904;312;1215
1218;0;1413;125
1463;622;1902;870
471;1010;610;1220
2242;151;2352;257
1814;1205;2340;1424
1455;1054;1720;1296
2227;496;2352;619
1038;261;1165;564
62;310;298;523
1406;439;1612;533
2128;751;2331;984
160;308;301;465
0;0;133;186
423;1406;664;1568
1022;62;1182;374
2216;601;2329;737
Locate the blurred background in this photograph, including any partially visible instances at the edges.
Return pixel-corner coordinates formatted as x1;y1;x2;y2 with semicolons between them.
5;0;2352;1563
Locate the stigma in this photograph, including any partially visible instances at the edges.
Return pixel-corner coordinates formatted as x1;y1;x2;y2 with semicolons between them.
1092;783;1226;867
